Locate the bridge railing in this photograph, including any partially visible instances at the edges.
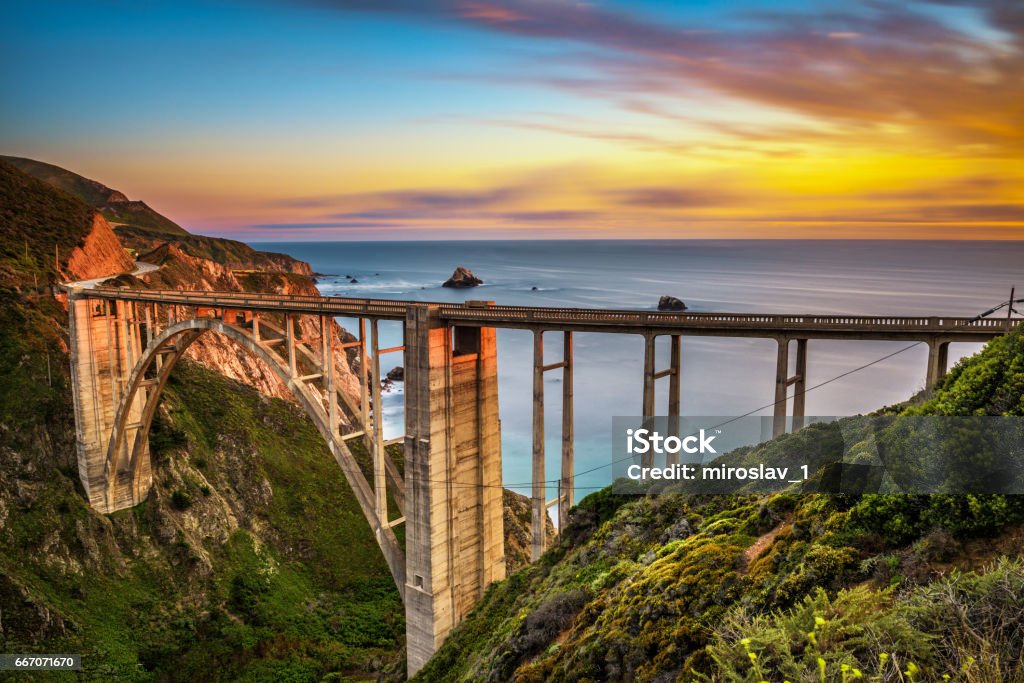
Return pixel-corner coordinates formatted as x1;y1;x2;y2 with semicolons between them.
79;286;1014;333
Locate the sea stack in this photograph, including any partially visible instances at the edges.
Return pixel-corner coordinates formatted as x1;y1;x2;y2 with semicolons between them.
443;266;483;288
657;295;687;311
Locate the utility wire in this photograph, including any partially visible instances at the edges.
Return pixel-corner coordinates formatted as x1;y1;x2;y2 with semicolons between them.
389;296;1020;492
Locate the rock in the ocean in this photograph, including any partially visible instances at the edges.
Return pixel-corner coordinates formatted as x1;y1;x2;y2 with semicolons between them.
443;266;483;288
382;365;405;393
350;278;359;284
657;295;687;311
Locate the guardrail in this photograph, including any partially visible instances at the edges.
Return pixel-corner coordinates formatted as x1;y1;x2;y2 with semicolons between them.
76;286;1017;334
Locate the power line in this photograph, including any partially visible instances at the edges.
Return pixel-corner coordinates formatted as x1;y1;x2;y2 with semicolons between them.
561;296;1024;489
386;295;1021;493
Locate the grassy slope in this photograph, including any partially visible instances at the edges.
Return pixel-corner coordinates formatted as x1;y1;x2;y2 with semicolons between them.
415;328;1024;683
1;156;188;238
4;156;307;273
0;350;404;681
0;163;404;680
0;159;98;288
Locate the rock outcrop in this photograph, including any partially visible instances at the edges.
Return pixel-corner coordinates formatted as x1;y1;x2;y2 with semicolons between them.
502;489;557;573
443;266;483;288
137;245;362;415
63;213;134;281
657;295;687;311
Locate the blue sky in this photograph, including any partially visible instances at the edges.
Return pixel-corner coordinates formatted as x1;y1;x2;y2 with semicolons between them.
2;0;1021;239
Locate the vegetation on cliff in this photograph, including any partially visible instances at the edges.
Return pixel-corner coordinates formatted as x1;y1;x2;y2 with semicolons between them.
1;158;408;679
414;328;1024;682
4;155;310;276
2;156;189;239
0;159;107;289
1;156;552;681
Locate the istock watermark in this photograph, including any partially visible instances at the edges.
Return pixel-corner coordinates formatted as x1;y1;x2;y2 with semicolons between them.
611;416;1024;495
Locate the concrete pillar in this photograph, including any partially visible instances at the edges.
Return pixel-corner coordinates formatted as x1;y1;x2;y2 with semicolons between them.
642;334;656;418
773;338;790;437
286;313;297;377
926;339;949;388
359;318;371;454
370;319;387;524
403;305;504;676
531;329;545;561
68;292;150;513
322;315;338;435
641;334;656;467
559;331;574;531
792;339;807;431
667;335;681;466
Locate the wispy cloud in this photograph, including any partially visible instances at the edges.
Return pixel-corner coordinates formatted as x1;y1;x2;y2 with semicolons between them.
305;0;1024;156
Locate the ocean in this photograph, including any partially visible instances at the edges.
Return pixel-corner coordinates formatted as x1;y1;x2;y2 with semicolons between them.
251;240;1024;503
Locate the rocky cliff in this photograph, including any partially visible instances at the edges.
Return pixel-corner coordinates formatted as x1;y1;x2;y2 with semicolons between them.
135;243;362;410
6;155;312;276
63;212;135;281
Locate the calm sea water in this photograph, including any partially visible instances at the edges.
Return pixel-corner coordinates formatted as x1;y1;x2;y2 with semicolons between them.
252;240;1024;504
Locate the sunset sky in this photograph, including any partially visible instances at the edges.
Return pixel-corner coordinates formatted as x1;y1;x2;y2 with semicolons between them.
2;0;1022;239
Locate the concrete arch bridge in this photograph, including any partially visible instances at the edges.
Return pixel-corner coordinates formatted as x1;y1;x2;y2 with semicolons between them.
66;286;1016;674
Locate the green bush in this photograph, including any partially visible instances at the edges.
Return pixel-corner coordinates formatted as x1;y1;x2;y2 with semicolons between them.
170;489;193;510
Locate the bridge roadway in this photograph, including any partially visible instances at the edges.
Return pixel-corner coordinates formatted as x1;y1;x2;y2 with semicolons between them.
82;286;1010;341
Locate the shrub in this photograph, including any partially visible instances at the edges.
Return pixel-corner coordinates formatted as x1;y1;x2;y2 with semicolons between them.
703;586;934;682
170;489;193;510
910;557;1024;683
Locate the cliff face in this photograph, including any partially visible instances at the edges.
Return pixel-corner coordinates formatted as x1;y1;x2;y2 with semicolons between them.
63;213;134;281
6;155;311;277
503;489;558;573
137;245;362;410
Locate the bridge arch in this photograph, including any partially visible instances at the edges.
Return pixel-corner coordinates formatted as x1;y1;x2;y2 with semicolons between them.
102;316;406;593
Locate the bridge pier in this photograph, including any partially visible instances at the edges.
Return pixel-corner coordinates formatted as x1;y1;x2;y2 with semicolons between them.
531;329;577;556
641;333;683;463
68;290;152;512
926;338;950;388
404;304;505;676
773;338;808;437
559;331;574;532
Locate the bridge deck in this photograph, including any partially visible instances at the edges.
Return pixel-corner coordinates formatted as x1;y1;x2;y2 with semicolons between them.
75;287;1016;341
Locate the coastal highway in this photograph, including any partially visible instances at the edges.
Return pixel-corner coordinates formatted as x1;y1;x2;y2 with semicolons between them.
64;261;159;290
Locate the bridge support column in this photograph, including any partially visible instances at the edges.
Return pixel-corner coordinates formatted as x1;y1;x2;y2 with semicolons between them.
774;338;809;436
559;331;574;532
532;329;546;560
926;339;949;388
404;304;504;676
773;338;790;438
792;339;808;431
370;319;387;525
68;290;150;513
667;335;682;465
641;333;683;461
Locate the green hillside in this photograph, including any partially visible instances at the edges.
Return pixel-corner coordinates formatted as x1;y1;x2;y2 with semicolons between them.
0;159;99;289
0;162;405;680
5;155;310;274
2;155;189;238
414;329;1024;683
